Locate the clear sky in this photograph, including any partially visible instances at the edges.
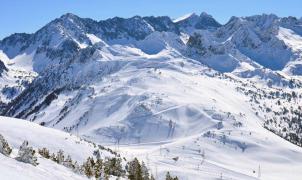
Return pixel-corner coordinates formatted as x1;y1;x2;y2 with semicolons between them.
0;0;301;39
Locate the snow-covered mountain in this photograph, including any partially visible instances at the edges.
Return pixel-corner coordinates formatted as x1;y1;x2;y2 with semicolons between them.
1;12;302;179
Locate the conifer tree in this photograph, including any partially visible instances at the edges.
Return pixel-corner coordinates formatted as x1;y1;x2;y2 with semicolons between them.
16;141;38;166
82;157;95;178
63;155;75;169
94;158;103;179
50;153;57;163
73;161;82;174
141;161;150;180
165;171;178;180
127;158;143;180
0;134;12;156
38;147;50;159
104;157;124;177
166;172;173;180
56;149;65;164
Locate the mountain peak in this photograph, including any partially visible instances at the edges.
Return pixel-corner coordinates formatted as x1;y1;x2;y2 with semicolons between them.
173;13;198;23
174;12;221;30
197;12;221;29
56;13;86;26
245;13;278;24
200;12;211;18
60;13;80;20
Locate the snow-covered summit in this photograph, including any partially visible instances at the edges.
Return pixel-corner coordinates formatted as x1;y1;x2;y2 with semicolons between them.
173;13;196;22
175;12;221;33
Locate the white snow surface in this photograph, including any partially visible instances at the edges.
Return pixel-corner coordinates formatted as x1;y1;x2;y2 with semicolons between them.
173;13;197;23
0;116;116;180
22;47;302;179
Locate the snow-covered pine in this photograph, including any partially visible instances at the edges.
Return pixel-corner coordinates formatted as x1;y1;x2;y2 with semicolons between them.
94;158;104;179
63;155;75;169
15;141;38;166
141;161;150;180
56;149;65;164
127;158;143;180
0;134;12;156
82;157;95;178
165;171;179;180
38;147;50;159
73;161;83;175
103;157;125;177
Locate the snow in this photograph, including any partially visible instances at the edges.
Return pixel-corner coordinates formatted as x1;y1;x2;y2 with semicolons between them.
0;116;114;161
86;33;105;45
10;52;35;72
277;27;302;52
0;50;10;65
1;12;302;180
15;48;302;179
277;27;302;74
0;154;85;180
106;71;302;179
0;117;88;179
0;116;123;180
173;13;196;23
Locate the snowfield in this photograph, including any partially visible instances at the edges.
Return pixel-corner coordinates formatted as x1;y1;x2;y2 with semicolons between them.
0;154;85;180
1;102;302;180
0;116;117;180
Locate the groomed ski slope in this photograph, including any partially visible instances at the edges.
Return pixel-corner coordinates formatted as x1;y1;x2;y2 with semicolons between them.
114;107;302;180
95;69;302;180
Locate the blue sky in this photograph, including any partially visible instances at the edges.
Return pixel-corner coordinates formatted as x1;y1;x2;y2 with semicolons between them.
0;0;301;39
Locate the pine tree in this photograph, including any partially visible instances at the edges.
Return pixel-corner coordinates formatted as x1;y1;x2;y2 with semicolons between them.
94;158;103;179
82;157;95;178
104;157;124;177
56;149;65;164
127;158;143;180
63;155;75;169
165;171;178;180
50;153;57;163
141;161;150;180
166;172;173;180
103;172;110;180
0;134;12;156
38;147;50;159
73;161;82;174
15;141;38;166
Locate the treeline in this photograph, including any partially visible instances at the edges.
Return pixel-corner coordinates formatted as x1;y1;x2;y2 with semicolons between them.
0;133;179;180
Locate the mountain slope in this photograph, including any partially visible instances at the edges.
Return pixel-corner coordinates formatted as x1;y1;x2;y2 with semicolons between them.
0;116;119;180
